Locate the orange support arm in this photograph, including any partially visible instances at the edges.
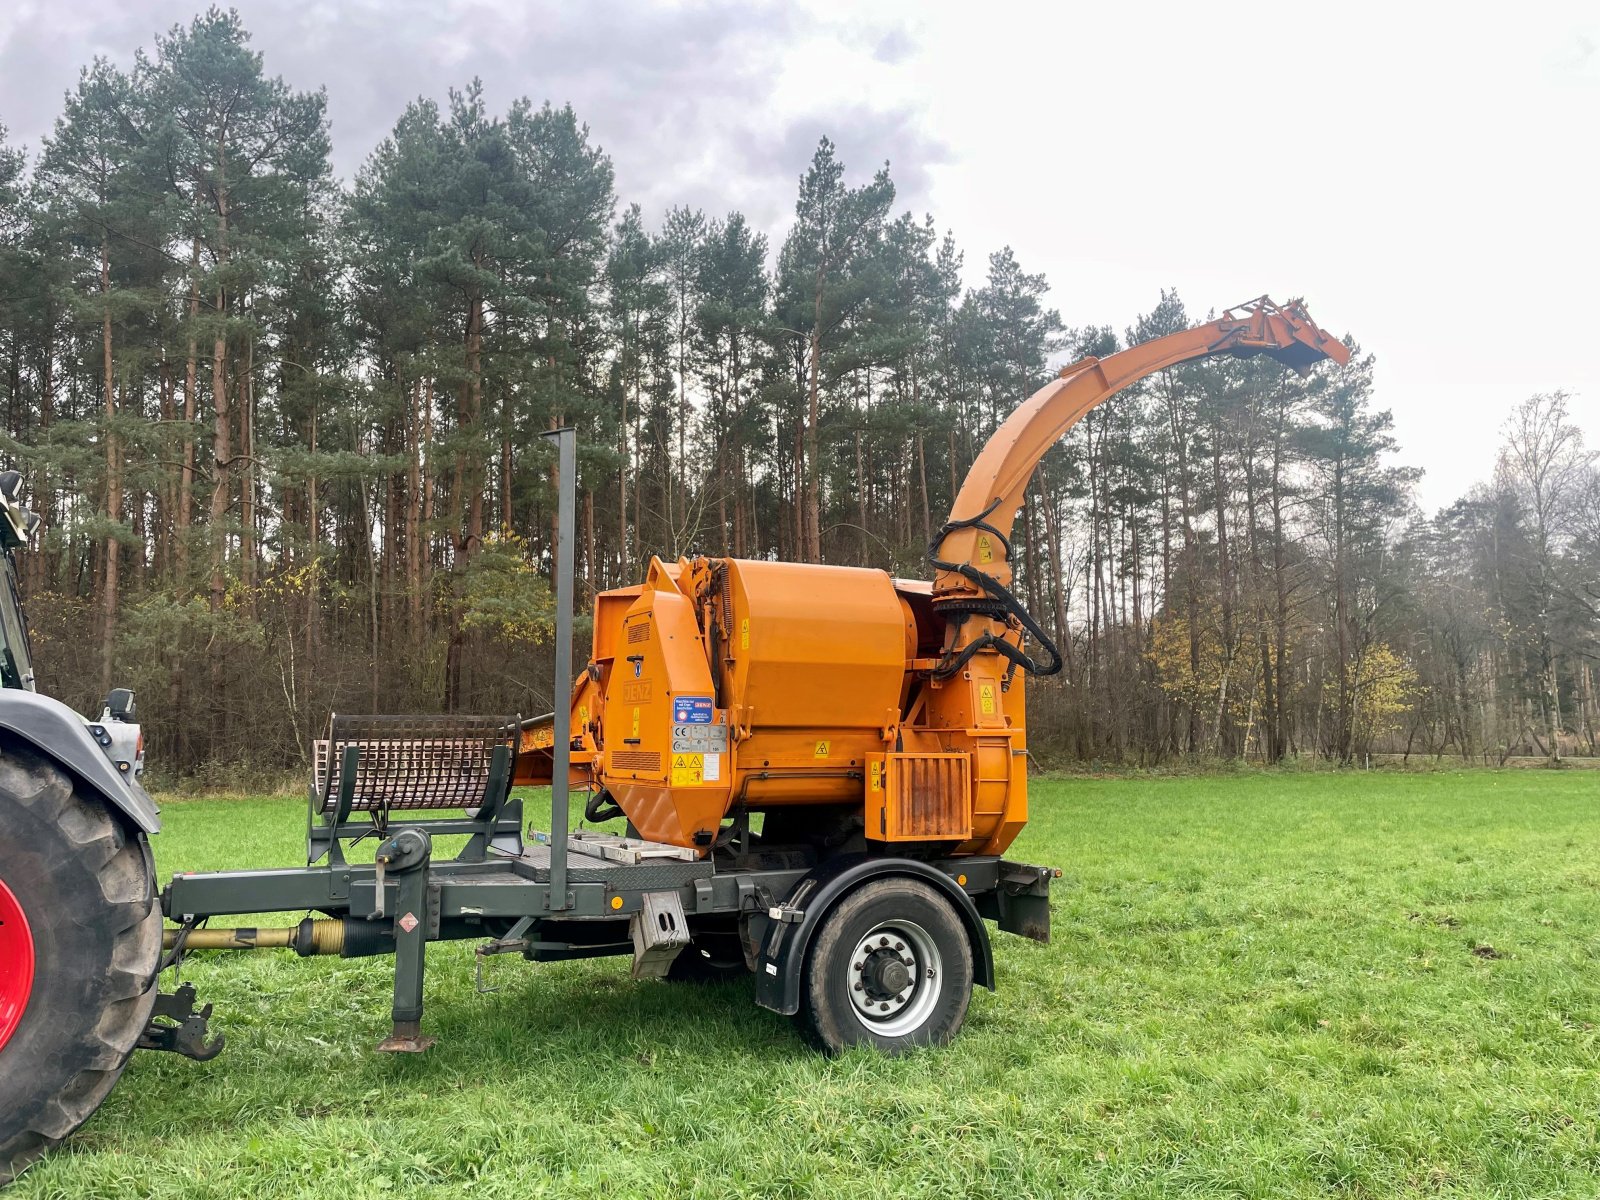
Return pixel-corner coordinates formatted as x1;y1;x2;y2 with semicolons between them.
932;296;1349;603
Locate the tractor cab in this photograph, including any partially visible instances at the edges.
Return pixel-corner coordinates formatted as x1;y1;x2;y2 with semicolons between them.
0;470;37;692
0;469;144;782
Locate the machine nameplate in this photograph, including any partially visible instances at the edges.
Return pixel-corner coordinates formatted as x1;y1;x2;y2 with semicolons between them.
672;696;714;724
671;724;728;753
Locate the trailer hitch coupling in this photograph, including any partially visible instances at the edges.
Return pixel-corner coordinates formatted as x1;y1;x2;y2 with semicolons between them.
137;981;225;1062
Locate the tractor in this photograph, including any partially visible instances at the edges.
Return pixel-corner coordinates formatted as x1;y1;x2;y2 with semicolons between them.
0;297;1347;1183
0;470;158;1183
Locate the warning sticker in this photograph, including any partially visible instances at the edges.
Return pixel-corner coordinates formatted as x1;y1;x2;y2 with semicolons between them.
631;707;641;739
671;752;705;787
672;696;714;724
979;683;996;715
813;740;830;759
977;534;994;563
740;617;750;650
672;724;728;753
869;761;883;792
703;753;721;782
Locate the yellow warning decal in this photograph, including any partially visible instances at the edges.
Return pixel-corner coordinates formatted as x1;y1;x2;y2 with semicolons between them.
869;761;883;792
814;740;830;759
979;683;996;715
740;617;750;650
671;752;705;787
578;705;589;725
631;707;641;739
977;534;993;563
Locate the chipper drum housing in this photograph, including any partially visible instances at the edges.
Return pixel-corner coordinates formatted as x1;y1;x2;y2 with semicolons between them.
520;557;1027;855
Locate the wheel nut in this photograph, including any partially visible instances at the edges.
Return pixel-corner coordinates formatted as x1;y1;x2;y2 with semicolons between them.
878;937;888;948
854;982;863;991
879;1002;889;1011
853;961;863;971
894;942;904;951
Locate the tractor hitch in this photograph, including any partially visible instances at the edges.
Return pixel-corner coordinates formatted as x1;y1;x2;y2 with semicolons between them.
137;982;225;1062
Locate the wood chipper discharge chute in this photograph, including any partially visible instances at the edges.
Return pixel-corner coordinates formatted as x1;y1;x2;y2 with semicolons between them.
517;296;1350;859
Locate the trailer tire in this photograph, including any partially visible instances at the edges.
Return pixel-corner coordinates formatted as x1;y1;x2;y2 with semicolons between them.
796;877;972;1055
0;746;161;1186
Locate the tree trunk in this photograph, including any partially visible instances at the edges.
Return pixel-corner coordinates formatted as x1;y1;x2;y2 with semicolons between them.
1211;430;1235;756
406;379;423;641
239;321;256;611
803;283;824;562
99;232;119;696
916;431;932;550
209;156;231;621
178;239;199;587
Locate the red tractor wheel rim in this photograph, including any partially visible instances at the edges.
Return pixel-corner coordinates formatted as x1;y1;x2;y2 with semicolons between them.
0;874;34;1053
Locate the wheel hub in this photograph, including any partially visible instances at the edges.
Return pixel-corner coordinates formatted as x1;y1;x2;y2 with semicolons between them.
873;957;911;996
0;874;35;1053
846;919;943;1037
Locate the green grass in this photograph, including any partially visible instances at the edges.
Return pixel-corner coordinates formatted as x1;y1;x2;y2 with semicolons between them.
15;772;1600;1199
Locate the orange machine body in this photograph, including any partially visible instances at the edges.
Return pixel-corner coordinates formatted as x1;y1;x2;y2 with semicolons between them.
518;297;1346;858
518;555;1026;854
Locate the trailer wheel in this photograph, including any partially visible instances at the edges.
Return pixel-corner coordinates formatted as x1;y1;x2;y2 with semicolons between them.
797;877;972;1055
0;746;161;1185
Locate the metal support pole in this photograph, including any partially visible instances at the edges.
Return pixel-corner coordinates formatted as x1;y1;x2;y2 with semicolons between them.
541;427;577;911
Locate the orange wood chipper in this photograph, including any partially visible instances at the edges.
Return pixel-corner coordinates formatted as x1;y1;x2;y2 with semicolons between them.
515;296;1349;857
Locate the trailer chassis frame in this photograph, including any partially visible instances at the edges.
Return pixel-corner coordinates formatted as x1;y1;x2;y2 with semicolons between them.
160;835;1050;1050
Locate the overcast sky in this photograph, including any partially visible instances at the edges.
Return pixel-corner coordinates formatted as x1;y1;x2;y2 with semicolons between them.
1;0;1594;511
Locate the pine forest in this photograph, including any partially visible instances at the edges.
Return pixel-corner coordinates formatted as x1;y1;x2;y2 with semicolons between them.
1;10;1595;779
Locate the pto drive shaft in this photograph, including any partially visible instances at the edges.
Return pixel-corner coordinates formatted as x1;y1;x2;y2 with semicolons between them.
164;916;380;957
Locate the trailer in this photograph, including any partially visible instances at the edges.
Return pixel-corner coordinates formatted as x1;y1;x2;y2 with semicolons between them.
152;428;1056;1060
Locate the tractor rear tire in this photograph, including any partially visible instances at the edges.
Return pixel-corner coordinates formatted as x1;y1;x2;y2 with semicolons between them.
0;745;162;1186
796;877;972;1055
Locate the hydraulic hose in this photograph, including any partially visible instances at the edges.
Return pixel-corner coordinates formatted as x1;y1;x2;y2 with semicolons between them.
927;496;1063;681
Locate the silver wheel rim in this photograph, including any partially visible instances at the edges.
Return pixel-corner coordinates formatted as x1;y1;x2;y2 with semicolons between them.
846;918;941;1037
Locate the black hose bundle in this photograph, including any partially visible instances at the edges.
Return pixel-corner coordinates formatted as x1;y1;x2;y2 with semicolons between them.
926;497;1063;681
584;789;625;824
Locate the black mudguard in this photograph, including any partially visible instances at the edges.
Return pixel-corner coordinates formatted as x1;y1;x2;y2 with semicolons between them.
754;854;994;1017
0;690;159;833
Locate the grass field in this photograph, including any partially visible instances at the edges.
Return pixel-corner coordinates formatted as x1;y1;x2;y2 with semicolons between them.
14;771;1600;1199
